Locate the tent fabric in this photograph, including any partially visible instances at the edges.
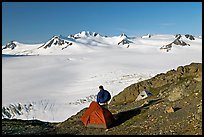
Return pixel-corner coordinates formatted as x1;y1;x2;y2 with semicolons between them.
135;90;153;101
80;101;114;129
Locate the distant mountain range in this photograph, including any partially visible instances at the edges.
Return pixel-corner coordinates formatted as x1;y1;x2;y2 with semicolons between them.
2;31;201;55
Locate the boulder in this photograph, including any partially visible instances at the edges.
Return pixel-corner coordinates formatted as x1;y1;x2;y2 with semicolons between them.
165;107;175;113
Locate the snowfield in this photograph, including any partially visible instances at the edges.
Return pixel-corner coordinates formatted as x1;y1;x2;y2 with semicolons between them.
2;32;202;122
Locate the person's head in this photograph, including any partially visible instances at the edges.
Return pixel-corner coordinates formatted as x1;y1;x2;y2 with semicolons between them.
99;85;104;90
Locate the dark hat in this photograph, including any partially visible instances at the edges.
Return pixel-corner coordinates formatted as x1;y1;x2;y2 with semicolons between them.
99;85;103;89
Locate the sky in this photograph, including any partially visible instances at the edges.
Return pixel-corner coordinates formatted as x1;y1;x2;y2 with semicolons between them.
2;2;202;45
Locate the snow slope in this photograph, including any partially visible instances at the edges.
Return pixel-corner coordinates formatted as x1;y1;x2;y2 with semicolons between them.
2;32;202;122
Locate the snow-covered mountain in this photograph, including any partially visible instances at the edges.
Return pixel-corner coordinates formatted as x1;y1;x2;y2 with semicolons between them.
2;41;18;50
37;35;74;50
2;31;202;122
2;31;201;55
141;34;151;38
160;34;196;52
72;31;103;39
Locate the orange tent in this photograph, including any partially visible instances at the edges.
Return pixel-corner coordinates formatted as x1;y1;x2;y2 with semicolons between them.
80;101;114;129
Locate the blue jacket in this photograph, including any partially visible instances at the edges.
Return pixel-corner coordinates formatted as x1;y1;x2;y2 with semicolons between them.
96;89;111;103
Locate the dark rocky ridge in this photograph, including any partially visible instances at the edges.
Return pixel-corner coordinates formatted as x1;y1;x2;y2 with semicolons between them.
37;36;73;50
2;41;17;50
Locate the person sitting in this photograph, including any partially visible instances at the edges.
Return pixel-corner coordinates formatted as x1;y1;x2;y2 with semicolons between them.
96;85;111;109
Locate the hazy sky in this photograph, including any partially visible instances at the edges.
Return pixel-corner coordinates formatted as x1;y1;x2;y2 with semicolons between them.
2;2;202;45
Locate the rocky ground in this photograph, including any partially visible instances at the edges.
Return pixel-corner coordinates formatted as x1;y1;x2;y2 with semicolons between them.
2;119;57;135
2;63;202;135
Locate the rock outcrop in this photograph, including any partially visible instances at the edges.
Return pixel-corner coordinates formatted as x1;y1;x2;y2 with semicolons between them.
110;62;201;105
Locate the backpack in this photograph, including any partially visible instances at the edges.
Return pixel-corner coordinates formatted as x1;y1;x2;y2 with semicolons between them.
105;90;111;102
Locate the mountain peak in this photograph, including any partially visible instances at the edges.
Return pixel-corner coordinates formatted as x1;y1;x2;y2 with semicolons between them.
120;33;127;38
2;41;18;50
141;34;151;38
38;35;74;49
73;31;103;39
160;34;194;52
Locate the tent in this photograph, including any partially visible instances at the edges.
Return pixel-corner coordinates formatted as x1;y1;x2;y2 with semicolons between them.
80;101;114;129
135;90;153;101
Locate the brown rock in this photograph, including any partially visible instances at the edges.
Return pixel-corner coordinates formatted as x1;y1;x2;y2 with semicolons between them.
165;107;175;113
